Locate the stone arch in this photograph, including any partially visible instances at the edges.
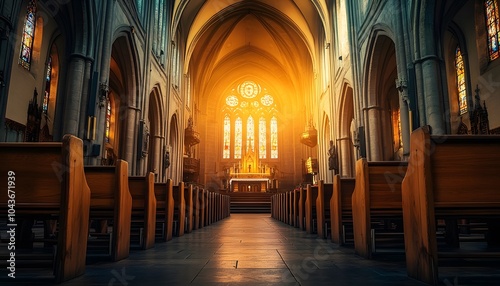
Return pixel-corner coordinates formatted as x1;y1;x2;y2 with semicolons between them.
364;30;400;161
338;83;355;177
167;114;180;183
444;21;474;134
108;31;140;173
148;85;164;181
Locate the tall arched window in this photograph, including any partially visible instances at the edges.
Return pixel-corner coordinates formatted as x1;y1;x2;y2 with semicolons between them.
234;117;242;159
270;116;278;159
19;0;37;69
247;116;255;152
259;117;266;159
221;80;279;160
485;0;500;60
455;46;468;114
223;115;231;159
105;99;112;143
42;56;52;113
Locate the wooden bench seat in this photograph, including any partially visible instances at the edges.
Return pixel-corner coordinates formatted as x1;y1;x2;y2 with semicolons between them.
330;175;355;244
305;185;319;234
173;182;186;236
128;173;156;249
298;187;306;230
153;179;174;242
352;159;408;258
184;184;194;233
85;160;132;261
193;187;200;230
402;126;500;285
316;181;333;239
0;135;90;283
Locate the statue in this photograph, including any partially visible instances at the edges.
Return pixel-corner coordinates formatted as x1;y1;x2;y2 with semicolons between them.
163;149;170;170
328;140;338;172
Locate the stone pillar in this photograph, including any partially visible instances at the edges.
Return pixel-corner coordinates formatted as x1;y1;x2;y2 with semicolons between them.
78;58;93;139
422;57;445;134
338;137;353;177
94;0;114;165
151;135;162;180
124;106;139;174
415;0;445;135
364;106;383;161
62;54;86;136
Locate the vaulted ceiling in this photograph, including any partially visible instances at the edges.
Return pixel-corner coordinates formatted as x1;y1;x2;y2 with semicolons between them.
174;0;329;114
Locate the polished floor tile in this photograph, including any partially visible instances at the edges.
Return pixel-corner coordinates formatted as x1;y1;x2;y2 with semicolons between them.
2;214;500;285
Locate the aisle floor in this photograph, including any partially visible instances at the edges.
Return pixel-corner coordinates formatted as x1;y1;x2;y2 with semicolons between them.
3;214;500;285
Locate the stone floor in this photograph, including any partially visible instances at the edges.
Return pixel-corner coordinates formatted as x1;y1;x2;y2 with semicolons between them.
2;214;500;285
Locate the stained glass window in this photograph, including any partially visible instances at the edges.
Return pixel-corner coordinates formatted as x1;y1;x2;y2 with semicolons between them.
259;117;266;159
19;1;37;70
486;0;500;60
223;115;231;159
106;100;111;143
271;116;278;159
42;56;52;113
455;46;468;115
234;117;242;159
392;108;402;150
222;81;278;160
247;116;255;152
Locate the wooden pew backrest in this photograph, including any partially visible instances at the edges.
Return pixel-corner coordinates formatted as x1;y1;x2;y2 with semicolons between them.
0;135;90;283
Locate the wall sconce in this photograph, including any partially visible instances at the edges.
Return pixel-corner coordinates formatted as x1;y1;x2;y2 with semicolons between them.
99;82;109;107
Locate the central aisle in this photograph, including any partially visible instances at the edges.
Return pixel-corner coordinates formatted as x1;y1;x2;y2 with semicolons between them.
55;214;426;285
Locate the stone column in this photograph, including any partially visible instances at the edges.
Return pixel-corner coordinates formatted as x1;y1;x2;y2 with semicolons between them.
62;54;86;136
364;106;383;161
338;137;353;177
124;106;139;174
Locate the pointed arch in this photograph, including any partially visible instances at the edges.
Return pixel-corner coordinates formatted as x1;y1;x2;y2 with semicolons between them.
364;29;400;161
338;83;355;177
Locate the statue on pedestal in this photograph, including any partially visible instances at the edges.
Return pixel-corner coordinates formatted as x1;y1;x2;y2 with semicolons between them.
328;140;338;172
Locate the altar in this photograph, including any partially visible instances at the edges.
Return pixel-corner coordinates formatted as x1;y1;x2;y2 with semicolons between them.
224;142;277;192
230;177;269;192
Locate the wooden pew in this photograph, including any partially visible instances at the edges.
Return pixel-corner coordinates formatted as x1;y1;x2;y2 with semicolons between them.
204;190;210;226
351;158;407;259
128;173;156;250
305;184;319;234
0;135;90;283
402;126;500;285
292;189;299;227
184;184;194;233
330;175;355;244
85;160;132;261
154;179;174;242
193;186;200;230
173;182;186;236
200;189;206;228
316;181;334;239
298;187;306;230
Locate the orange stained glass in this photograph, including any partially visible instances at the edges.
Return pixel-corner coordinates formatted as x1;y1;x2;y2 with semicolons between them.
223;115;231;158
19;1;37;69
485;0;500;60
43;56;51;113
234;117;242;159
247;116;254;152
270;116;278;159
259;117;266;159
106;100;111;143
455;46;468;114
